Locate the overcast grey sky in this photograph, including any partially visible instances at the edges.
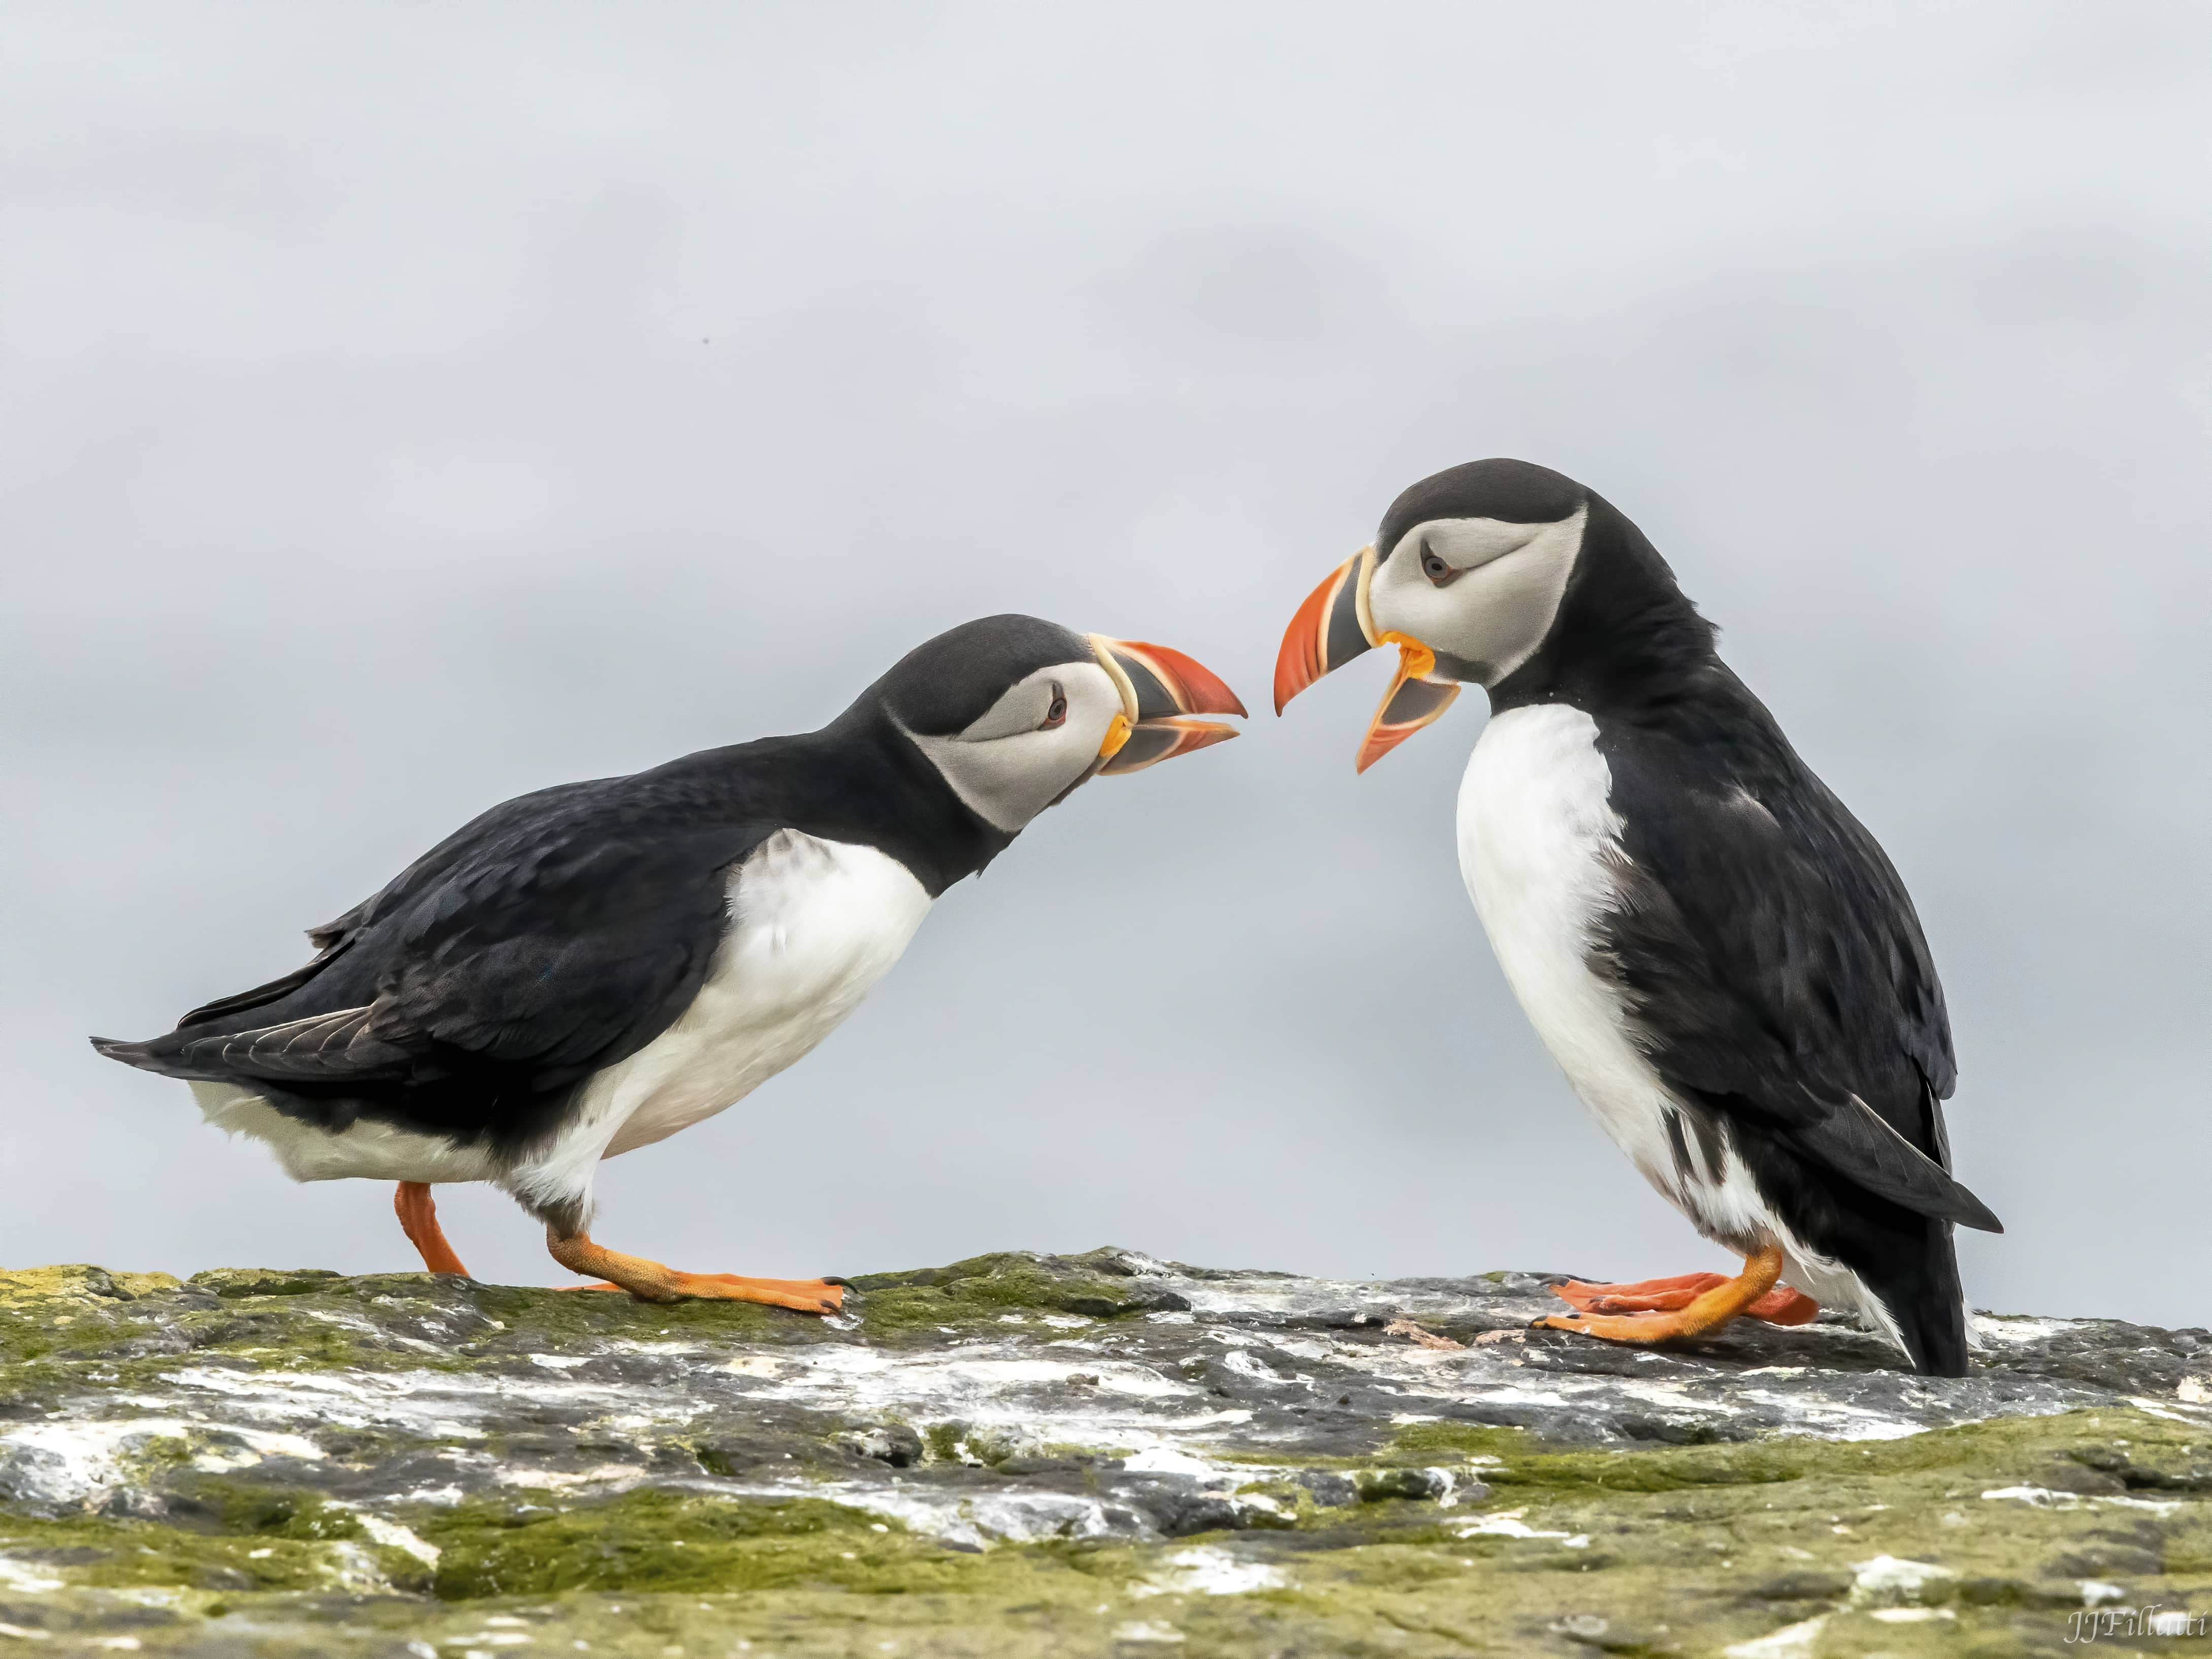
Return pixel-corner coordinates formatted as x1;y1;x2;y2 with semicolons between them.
5;4;2208;1324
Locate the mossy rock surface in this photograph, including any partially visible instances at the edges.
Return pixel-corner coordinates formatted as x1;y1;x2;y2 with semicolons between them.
4;1250;2210;1654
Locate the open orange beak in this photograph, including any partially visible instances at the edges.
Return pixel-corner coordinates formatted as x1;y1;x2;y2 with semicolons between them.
1273;548;1461;772
1087;636;1247;775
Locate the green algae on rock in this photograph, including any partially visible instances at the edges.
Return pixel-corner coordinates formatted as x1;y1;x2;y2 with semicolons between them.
5;1251;2212;1654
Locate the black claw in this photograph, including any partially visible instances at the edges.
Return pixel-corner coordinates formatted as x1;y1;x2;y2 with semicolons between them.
822;1276;851;1287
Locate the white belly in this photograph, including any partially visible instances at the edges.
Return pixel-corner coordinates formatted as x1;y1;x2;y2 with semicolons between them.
1454;705;1876;1322
191;1081;504;1184
197;830;933;1212
499;829;933;1220
1456;705;1687;1200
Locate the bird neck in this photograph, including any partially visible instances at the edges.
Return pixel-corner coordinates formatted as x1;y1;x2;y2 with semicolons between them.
650;714;1012;899
804;704;1017;893
1485;494;1758;745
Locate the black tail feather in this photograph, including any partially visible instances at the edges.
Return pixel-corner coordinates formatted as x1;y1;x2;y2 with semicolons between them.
89;1033;200;1079
1886;1278;1972;1377
1861;1215;1973;1378
1785;1094;2003;1235
174;944;345;1029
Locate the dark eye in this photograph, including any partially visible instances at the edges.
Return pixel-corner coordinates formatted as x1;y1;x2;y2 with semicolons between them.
1420;544;1460;586
1040;686;1067;729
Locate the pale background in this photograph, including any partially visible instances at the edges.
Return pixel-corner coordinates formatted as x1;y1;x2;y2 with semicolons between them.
6;4;2207;1323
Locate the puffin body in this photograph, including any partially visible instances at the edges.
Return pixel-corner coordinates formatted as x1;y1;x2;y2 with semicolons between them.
1277;461;1998;1375
180;822;936;1218
96;615;1245;1307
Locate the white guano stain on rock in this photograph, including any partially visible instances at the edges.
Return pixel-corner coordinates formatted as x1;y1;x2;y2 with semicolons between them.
1452;1508;1576;1542
0;1555;65;1594
1722;1615;1829;1658
1969;1313;2082;1344
344;1509;443;1567
1848;1554;1957;1607
1731;1389;1925;1441
1134;1547;1287;1597
0;1418;322;1512
1119;1446;1222;1479
1982;1484;2185;1516
145;1361;769;1456
1112;1620;1185;1646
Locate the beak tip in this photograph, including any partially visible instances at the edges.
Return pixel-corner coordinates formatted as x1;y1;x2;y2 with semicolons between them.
1273;550;1369;720
1098;715;1238;775
1099;638;1246;719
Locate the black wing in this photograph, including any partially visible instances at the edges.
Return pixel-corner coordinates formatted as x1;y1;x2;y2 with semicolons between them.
1596;728;1999;1234
169;781;591;1031
96;776;769;1150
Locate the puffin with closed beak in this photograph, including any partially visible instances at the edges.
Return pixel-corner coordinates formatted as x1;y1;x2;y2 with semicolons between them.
95;615;1243;1311
1274;459;1999;1375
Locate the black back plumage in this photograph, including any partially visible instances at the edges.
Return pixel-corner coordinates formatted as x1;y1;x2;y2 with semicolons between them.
1451;467;1998;1376
90;617;1088;1158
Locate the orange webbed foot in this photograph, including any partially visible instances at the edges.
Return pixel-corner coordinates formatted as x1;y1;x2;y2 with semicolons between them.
1536;1246;1811;1344
1550;1265;1818;1328
546;1231;844;1314
1551;1272;1729;1314
1744;1284;1821;1325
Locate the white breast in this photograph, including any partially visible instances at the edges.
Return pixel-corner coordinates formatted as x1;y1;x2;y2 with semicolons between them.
1455;706;1872;1318
498;830;933;1219
586;830;929;1157
1456;704;1692;1201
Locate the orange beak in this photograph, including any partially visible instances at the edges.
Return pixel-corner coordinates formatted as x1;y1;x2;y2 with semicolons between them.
1087;636;1247;775
1273;549;1460;772
1272;547;1377;714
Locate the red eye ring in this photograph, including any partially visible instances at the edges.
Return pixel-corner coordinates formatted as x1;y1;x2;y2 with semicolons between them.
1041;687;1068;729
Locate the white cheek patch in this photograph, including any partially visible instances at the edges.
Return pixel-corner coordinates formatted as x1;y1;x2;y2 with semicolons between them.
1371;507;1587;685
904;661;1123;832
959;667;1065;743
1390;517;1543;571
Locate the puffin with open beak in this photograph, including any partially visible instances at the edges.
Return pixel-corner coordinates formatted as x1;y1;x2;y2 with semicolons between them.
1275;459;1999;1375
95;615;1243;1311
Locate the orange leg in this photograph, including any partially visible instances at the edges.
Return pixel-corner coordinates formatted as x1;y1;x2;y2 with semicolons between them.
1552;1269;1818;1325
1536;1244;1815;1343
546;1229;844;1314
393;1182;472;1277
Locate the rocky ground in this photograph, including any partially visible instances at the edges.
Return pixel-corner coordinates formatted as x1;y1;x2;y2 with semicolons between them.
4;1250;2210;1656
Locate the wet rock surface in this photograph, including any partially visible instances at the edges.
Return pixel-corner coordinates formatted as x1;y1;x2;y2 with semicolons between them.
5;1250;2211;1654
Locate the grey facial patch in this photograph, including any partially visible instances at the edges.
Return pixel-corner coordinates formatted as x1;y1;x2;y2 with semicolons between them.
902;661;1123;833
1386;516;1542;574
959;669;1070;743
1366;507;1587;687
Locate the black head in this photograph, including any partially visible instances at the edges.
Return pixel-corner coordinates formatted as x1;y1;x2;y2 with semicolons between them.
1277;459;1713;766
872;615;1097;739
856;613;1246;834
1375;458;1589;569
